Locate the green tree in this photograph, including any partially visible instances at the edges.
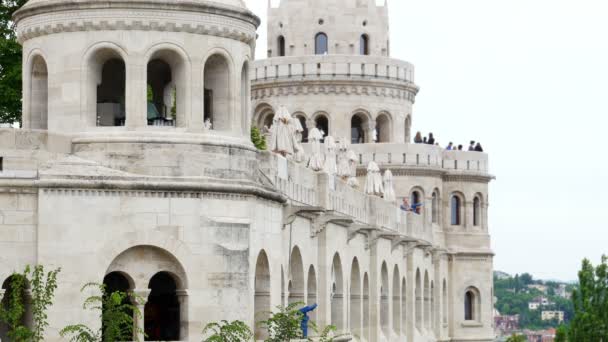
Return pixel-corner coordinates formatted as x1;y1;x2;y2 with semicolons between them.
251;126;267;150
60;283;144;342
0;0;27;124
555;325;567;342
506;334;526;342
27;265;60;342
568;256;608;341
0;273;32;341
258;302;304;342
202;320;252;342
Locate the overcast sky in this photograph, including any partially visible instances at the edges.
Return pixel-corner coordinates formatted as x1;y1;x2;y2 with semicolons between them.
244;0;608;282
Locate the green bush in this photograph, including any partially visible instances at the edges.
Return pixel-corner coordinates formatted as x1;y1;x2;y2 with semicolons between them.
251;126;267;150
202;320;252;342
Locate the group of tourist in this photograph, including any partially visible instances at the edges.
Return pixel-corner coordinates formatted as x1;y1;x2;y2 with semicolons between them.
446;140;484;152
414;131;484;152
400;197;423;215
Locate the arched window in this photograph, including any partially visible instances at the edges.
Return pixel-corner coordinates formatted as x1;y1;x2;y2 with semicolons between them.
315;33;328;55
415;269;422;330
380;262;389;336
432;191;439;223
411;190;422;214
473;196;481;226
307;266;317;322
451;195;461;225
464;289;478;321
315;115;329;141
146;49;187;127
350;259;361;338
375;113;391;143
360;34;369;55
278;36;286;57
288;247;304;304
241;62;249;135
254;251;271;340
1;275;31;341
363;273;371;341
330;253;344;329
203;54;231;131
442;280;448;325
392;266;401;335
102;272;133;341
30;55;48;129
145;272;180;341
97;58;126;126
351;114;367;144
295;115;309;143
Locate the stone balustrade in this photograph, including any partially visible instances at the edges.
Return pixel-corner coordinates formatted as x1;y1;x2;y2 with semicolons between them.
251;55;415;84
259;152;430;242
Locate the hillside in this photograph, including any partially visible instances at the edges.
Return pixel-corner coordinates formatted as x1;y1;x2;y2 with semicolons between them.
494;271;576;330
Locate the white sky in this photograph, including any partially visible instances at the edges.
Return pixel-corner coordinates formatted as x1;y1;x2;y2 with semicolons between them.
244;0;608;281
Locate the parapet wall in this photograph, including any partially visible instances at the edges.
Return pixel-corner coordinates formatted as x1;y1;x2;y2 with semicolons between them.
251;55;416;85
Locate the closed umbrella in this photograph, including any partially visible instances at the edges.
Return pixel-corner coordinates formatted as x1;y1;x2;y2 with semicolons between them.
323;136;337;175
269;106;295;156
364;161;384;196
346;149;359;188
291;116;306;163
383;170;396;202
337;139;351;179
307;127;325;171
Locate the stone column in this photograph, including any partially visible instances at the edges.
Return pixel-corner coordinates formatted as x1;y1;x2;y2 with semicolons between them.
176;290;189;340
366;122;376;144
131;289;150;342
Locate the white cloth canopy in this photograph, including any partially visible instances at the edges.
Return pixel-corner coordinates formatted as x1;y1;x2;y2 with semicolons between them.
323;136;337;175
307;127;324;171
269;106;295;156
291;116;306;163
346;150;359;187
383;170;396;202
337;139;351;178
364;161;384;196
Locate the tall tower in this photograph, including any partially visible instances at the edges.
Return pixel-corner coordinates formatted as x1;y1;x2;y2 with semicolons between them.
252;0;417;145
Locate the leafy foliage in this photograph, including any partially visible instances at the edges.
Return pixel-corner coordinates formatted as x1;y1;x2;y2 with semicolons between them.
0;0;27;124
567;256;608;341
258;302;304;342
0;273;32;341
202;320;253;342
555;325;567;342
60;283;143;342
251;126;267;150
27;265;60;342
494;272;574;330
506;334;526;342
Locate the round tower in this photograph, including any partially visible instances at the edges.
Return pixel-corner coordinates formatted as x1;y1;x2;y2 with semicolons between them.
252;0;418;145
14;0;261;179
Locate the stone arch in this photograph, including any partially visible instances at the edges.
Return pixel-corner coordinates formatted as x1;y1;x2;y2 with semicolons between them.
450;192;466;226
80;42;128;128
277;35;286;57
240;60;250;135
410;186;425;215
254;102;275;130
203;49;234;131
442;279;448;325
473;193;484;227
362;272;370;342
254;250;271;339
360;34;370;55
288;247;305;304
0;274;32;341
415;268;422;331
404;114;412;143
380;262;389;337
312;111;330;138
25;52;49;130
375;111;392;143
349;258;361;338
331;253;344;330
102;272;134;340
392;265;401;335
292;112;309;142
431;189;440;224
351;109;372;144
307;265;317;322
431;280;436;332
424;270;430;330
144;43;191;127
315;32;328;55
464;286;481;322
146;271;181;341
401;277;407;336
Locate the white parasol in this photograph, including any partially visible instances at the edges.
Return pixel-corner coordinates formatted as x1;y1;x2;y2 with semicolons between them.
382;170;396;202
269;106;295;156
364;161;384;196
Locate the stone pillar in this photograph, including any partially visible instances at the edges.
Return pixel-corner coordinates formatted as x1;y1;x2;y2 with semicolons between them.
24;290;33;329
176;290;189;340
366;122;376;144
131;289;150;342
126;57;146;129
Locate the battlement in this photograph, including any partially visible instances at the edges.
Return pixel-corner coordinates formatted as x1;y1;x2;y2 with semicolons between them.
251;55;416;85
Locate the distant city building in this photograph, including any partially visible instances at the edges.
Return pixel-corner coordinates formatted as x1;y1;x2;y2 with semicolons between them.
529;296;552;310
525;328;556;342
556;284;571;299
494;271;511;280
528;284;549;293
494;313;520;337
529;302;541;310
541;311;565;323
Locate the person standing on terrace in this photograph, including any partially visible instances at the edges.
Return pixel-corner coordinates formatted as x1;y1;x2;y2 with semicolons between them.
428;133;435;145
414;131;423;143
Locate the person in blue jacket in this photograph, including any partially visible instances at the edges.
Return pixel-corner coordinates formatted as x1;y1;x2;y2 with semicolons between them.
298;303;318;337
